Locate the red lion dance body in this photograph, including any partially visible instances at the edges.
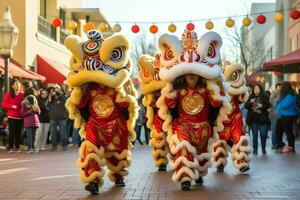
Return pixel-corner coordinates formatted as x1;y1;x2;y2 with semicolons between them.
156;30;232;190
212;61;251;173
64;30;138;195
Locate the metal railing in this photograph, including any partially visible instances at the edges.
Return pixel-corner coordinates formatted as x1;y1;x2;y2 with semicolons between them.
60;29;68;44
37;16;56;41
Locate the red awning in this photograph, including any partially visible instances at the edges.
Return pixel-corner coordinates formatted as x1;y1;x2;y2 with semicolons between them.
262;49;300;73
37;55;70;84
0;58;45;81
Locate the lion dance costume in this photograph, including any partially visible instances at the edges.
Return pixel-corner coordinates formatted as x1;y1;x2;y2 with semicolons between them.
156;30;232;190
64;30;138;194
138;55;169;171
212;61;251;173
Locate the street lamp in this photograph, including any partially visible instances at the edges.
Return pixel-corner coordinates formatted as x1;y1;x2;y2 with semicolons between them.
0;7;19;93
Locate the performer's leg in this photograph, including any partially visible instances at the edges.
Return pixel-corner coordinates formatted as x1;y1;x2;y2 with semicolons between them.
231;134;252;173
77;121;105;194
169;134;199;190
211;139;229;172
105;149;131;186
149;128;169;171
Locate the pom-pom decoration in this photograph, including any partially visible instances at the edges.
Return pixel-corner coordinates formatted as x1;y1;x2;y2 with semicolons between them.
66;20;77;30
168;23;177;33
274;12;284;23
98;22;108;32
186;22;195;31
84;22;95;33
290;9;300;20
149;24;158;34
131;25;140;33
205;20;214;30
225;18;235;28
256;15;266;24
242;17;252;27
52;18;63;28
112;23;122;32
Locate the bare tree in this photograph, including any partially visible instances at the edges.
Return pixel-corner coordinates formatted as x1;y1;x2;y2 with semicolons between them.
224;26;267;82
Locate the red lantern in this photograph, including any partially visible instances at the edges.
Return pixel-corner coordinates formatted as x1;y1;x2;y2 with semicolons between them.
186;22;195;31
274;71;281;77
149;24;158;34
131;25;140;33
52;17;63;27
290;9;300;20
256;15;266;24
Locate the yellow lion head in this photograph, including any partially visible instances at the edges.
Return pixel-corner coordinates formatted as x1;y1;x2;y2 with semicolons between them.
65;30;131;88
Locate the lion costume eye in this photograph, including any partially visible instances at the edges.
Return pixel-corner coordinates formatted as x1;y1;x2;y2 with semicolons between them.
230;71;240;82
165;49;174;60
110;46;125;62
207;42;216;58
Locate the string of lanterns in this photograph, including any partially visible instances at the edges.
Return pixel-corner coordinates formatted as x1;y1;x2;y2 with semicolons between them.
51;8;300;34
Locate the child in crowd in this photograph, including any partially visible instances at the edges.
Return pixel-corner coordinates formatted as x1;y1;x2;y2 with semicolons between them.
0;116;9;147
21;95;41;153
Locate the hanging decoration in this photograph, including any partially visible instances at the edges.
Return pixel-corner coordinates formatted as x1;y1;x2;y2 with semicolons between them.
242;16;252;27
256;14;266;24
274;12;284;23
149;24;158;34
98;22;108;32
112;23;122;32
52;17;63;28
186;22;195;31
168;23;177;33
131;24;140;33
225;18;235;28
290;9;300;20
205;20;214;30
66;20;77;30
49;7;300;34
84;22;95;32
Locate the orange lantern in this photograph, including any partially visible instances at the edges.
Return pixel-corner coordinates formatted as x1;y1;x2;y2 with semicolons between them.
149;24;158;34
225;18;235;28
84;22;95;32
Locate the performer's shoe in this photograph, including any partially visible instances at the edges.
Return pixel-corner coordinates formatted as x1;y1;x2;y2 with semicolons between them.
181;181;191;190
85;182;99;195
217;164;224;172
115;178;125;187
195;177;203;185
158;164;166;171
239;166;250;174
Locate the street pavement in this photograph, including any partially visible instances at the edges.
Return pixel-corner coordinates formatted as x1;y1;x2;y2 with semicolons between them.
0;140;299;200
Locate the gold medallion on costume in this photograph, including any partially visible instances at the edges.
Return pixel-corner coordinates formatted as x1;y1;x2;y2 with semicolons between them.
182;94;204;115
92;95;114;117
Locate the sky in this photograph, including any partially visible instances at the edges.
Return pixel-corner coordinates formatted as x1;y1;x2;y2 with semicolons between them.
83;0;276;61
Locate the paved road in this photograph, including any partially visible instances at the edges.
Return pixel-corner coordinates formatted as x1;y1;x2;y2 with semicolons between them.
0;141;299;200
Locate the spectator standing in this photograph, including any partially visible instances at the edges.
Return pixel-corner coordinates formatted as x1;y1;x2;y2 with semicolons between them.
0;116;9;146
35;88;50;151
1;79;24;153
21;95;40;153
245;84;270;155
134;96;149;145
269;83;282;149
46;86;68;151
275;82;299;153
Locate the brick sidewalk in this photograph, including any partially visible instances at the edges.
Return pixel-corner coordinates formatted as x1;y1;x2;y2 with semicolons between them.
0;142;299;200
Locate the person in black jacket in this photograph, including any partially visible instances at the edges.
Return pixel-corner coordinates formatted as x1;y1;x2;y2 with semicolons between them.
35;88;50;151
245;84;270;155
46;85;68;151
